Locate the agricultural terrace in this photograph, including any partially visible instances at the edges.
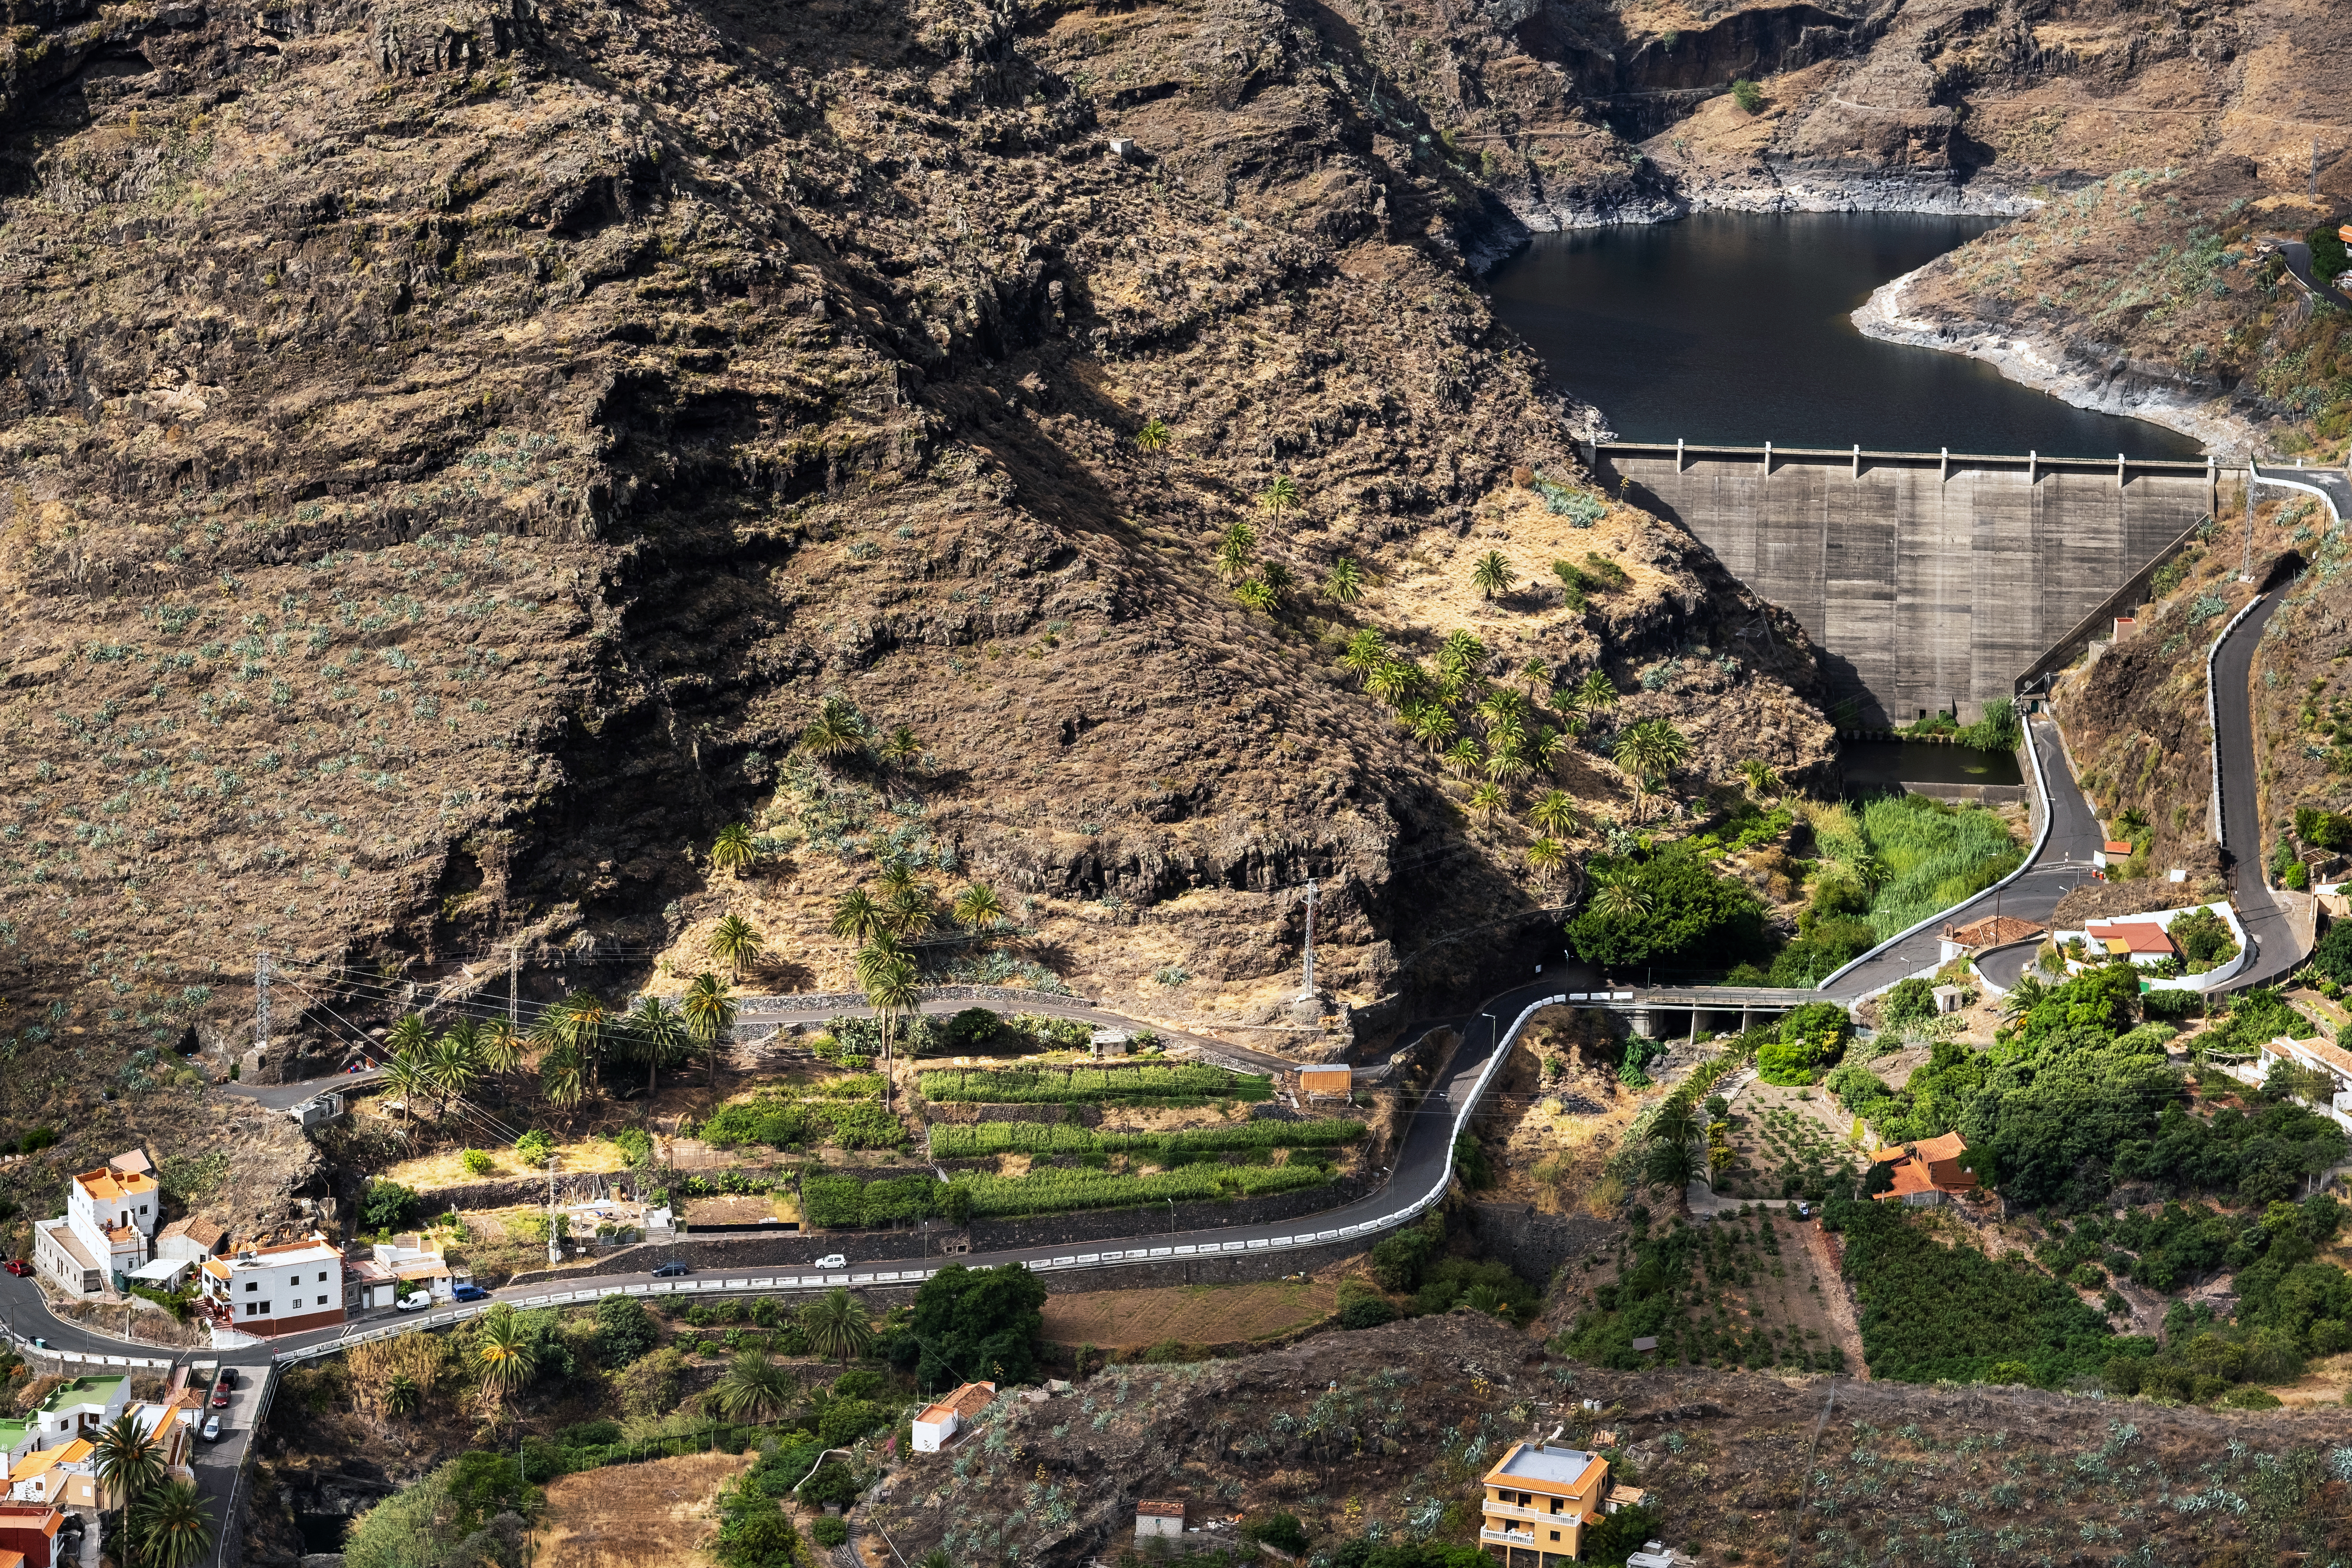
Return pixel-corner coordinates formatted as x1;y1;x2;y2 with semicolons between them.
1556;1206;1856;1374
916;1063;1275;1104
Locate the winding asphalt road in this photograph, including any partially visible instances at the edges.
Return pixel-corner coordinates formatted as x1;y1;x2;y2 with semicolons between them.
1839;717;2107;995
2210;591;2304;988
2276;241;2352;315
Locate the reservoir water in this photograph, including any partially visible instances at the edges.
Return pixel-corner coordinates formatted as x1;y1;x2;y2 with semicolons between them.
1487;212;2205;459
1841;739;2023;789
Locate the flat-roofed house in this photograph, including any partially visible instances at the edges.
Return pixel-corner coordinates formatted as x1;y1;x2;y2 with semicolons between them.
197;1234;347;1336
29;1379;126;1448
1479;1442;1641;1565
910;1382;996;1453
0;1503;64;1568
33;1153;160;1299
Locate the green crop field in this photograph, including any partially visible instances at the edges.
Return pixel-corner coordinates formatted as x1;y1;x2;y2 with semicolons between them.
927;1117;1362;1159
801;1162;1331;1227
917;1064;1274;1104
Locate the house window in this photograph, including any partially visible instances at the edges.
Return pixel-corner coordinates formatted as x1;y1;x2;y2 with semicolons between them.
1548;1534;1559;1544
244;1281;257;1293
318;1272;328;1283
317;1296;328;1307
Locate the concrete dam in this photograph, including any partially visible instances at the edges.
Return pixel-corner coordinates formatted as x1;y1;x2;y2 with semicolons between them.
1592;442;2232;728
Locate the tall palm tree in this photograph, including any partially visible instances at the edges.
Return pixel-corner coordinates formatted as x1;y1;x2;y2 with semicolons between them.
1467;782;1506;826
92;1409;164;1555
474;1304;538;1399
714;1351;797;1423
381;1049;431;1145
477;1018;523;1082
132;1480;212;1568
802;697;865;761
2000;974;2048;1018
539;1042;587;1108
880;882;938;939
552;992;613;1091
881;725;922;770
951;882;1007;930
1255;475;1301;527
801;1289;874;1363
387;1013;430;1057
1643;1136;1700;1204
1214;520;1258;582
1613;718;1692;822
1590;868;1649;921
865;951;921;1072
1534;726;1573;775
1519;659;1550;698
709;915;764;978
1338;628;1388;684
1481;743;1527;787
711;822;757;875
1471;550;1515;599
1476;689;1526;734
855;931;910;993
626;996;689;1111
1442;738;1484;779
830;888;881;944
425;1032;478;1123
1648;1099;1702;1151
1527;837;1567;891
681;972;739;1089
1576;669;1619;714
1530;789;1580;838
1323;557;1366;604
1134;417;1170;454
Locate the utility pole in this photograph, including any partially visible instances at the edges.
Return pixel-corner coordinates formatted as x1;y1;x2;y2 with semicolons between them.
509;942;520;1030
546;1153;561;1266
253;949;271;1066
1299;879;1317;1000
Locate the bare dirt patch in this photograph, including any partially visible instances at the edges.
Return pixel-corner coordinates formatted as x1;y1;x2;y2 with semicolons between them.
1040;1279;1339;1351
531;1452;756;1568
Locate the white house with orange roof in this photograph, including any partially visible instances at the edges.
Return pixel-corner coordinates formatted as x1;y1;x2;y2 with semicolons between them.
197;1233;347;1338
4;1442;93;1509
910;1382;997;1452
32;1151;157;1298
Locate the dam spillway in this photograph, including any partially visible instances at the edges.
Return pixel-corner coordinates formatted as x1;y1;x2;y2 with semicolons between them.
1593;441;2230;729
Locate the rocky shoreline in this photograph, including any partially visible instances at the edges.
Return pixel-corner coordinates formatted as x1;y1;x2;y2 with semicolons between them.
1850;267;2267;456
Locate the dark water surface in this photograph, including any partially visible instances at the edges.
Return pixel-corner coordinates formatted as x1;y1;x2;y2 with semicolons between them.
1841;739;2024;788
1487;212;2204;459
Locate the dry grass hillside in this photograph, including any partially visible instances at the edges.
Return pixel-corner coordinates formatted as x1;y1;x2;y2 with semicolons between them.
0;0;1843;1138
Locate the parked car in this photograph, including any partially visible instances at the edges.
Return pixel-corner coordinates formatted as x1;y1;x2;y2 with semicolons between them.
395;1291;431;1312
210;1385;230;1409
3;1259;27;1276
201;1416;221;1442
813;1254;848;1270
451;1283;488;1303
651;1260;691;1278
1795;1202;1812;1220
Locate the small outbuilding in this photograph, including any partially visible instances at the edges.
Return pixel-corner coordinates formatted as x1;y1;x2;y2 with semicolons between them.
910;1382;997;1454
1298;1066;1352;1098
1135;1501;1185;1540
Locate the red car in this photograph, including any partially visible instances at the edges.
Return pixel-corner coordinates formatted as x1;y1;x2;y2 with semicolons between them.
4;1260;27;1277
210;1385;230;1408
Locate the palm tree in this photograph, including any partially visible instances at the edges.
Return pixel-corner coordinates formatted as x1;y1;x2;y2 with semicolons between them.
802;696;865;761
1649;1099;1702;1151
1339;629;1388;684
1437;630;1488;684
864;950;921;1081
553;992;614;1090
881;726;922;771
1643;1137;1701;1203
1576;669;1619;714
387;1013;430;1056
425;1032;478;1123
681;972;739;1088
474;1303;538;1398
1519;659;1550;698
709;915;764;978
1530;789;1579;838
801;1288;874;1363
1527;837;1567;890
952;882;1007;930
539;1042;587;1108
1366;660;1418;707
1261;561;1296;603
381;1049;431;1144
1234;577;1278;612
1407;705;1457;754
1442;738;1484;779
830;888;881;944
1590;868;1650;921
1323;557;1366;604
477;1018;523;1082
1471;550;1515;599
1476;689;1526;734
2000;974;2048;1018
1467;782;1506;826
1255;475;1301;526
1134;417;1170;455
626;996;689;1110
1614;718;1692;822
1739;759;1782;801
714;1351;797;1422
1214;520;1258;581
710;822;757;875
1534;726;1573;775
880;882;938;938
855;930;910;992
1481;743;1527;787
132;1481;212;1568
92;1410;164;1555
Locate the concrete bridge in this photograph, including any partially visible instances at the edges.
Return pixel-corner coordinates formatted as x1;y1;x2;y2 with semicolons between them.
1593;441;2234;728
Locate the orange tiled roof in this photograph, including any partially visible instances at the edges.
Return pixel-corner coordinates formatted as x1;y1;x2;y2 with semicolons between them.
72;1168;156;1203
2084;921;2175;955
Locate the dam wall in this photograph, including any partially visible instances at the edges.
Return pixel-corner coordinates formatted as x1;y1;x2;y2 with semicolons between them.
1593;442;2231;727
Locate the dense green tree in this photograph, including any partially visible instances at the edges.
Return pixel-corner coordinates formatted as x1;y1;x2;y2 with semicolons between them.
890;1262;1048;1390
593;1295;660;1365
1566;849;1771;968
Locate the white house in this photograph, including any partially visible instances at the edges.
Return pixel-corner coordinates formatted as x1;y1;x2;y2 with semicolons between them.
197;1234;347;1337
1134;1502;1185;1540
2256;1035;2352;1130
155;1216;226;1265
910;1382;996;1453
5;1443;92;1508
27;1377;126;1450
32;1152;159;1299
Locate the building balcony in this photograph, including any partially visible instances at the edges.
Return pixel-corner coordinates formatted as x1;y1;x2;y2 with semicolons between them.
1484;1502;1579;1526
1479;1529;1535;1547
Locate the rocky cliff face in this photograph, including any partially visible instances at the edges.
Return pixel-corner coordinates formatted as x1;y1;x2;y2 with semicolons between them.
0;0;1841;1104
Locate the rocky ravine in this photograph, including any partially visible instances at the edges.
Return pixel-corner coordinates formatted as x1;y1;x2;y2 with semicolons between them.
0;0;1842;1131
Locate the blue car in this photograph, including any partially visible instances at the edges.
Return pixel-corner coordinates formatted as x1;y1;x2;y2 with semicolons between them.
452;1283;489;1303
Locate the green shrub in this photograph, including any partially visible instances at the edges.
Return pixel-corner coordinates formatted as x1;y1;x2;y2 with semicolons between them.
1566;846;1773;969
810;1518;849;1548
916;1064;1272;1105
1337;1286;1396;1329
461;1149;496;1176
1729;78;1763;112
1879;978;1936;1032
361;1179;420;1233
515;1130;555;1167
1244;1513;1310;1555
